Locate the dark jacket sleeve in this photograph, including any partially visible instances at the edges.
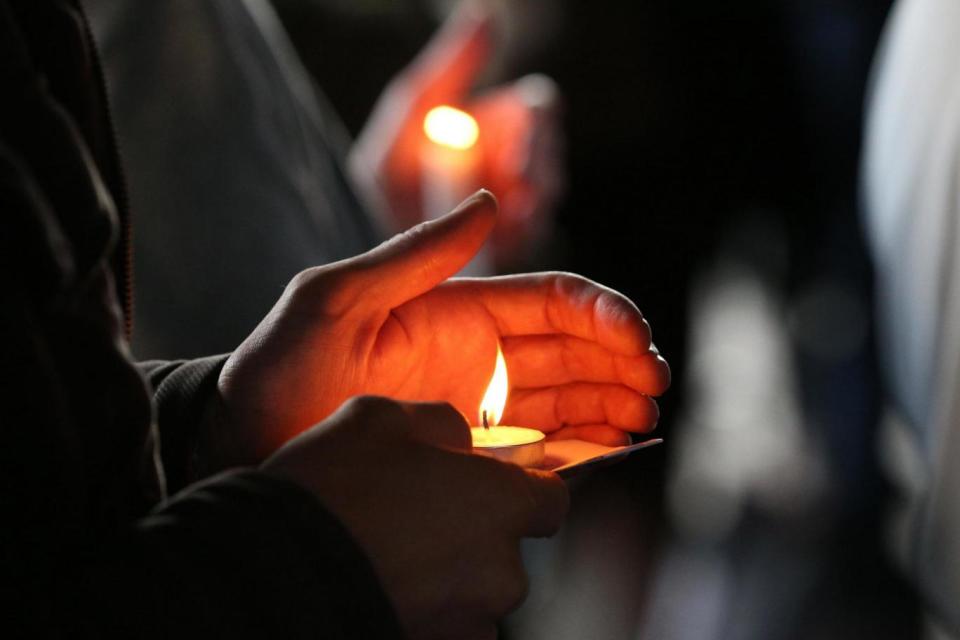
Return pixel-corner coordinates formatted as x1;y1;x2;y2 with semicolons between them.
137;355;230;492
75;471;402;639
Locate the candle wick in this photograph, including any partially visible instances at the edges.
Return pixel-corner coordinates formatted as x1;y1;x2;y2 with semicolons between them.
483;410;489;430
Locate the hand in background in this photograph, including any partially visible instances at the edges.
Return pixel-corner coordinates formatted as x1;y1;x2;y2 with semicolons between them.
214;190;669;469
262;395;568;639
349;1;564;270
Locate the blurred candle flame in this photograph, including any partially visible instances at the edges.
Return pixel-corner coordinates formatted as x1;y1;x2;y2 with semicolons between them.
479;345;508;427
424;105;479;150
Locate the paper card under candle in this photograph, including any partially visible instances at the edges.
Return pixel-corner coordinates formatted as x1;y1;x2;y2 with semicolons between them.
544;438;663;480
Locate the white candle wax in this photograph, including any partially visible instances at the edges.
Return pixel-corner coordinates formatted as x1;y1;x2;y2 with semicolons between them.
471;426;545;468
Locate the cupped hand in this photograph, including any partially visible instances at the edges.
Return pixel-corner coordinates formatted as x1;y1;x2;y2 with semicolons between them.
262;395;568;639
213;191;669;468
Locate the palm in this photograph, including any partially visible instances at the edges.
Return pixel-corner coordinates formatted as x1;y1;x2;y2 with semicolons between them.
367;283;502;424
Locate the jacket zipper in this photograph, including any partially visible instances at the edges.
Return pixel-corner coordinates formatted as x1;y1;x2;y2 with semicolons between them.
77;0;135;341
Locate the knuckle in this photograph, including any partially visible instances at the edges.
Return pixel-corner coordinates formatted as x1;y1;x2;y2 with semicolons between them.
617;389;646;425
287;265;338;300
287;265;361;317
422;401;468;428
385;218;434;255
343;395;383;412
343;395;407;426
404;400;469;432
285;267;318;294
405;401;471;449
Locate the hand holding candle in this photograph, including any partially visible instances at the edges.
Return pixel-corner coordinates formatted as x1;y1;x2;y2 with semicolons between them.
262;395;568;639
349;0;565;270
215;191;669;469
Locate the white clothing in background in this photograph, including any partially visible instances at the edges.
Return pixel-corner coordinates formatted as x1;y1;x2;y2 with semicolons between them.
864;0;960;633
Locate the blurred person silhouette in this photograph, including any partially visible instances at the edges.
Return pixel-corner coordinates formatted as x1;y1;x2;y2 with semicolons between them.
88;0;562;359
864;0;960;635
2;0;670;636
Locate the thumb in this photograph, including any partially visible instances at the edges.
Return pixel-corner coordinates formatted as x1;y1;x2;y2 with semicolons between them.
408;1;493;107
516;469;569;538
403;401;473;452
344;190;497;310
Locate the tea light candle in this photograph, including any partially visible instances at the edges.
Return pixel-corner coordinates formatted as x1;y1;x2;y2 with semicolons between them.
471;345;545;468
471;425;546;467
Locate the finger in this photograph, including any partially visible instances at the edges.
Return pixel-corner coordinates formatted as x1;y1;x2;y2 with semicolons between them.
524;102;565;197
340;395;411;434
472;90;530;187
515;74;561;112
470;539;529;617
407;1;493;105
505;383;660;433
403;401;472;452
512;74;562;177
449;272;653;355
471;77;561;187
503;334;671;395
547;424;633;447
324;190;497;312
514;468;569;537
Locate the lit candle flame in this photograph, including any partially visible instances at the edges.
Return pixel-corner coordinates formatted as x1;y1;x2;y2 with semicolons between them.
424;105;479;151
479;345;508;428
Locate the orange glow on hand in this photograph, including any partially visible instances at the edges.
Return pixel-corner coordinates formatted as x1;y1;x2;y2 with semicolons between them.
424;106;480;150
479;345;508;427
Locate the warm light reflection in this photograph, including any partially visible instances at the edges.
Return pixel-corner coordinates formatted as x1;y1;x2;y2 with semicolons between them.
479;345;508;427
424;105;479;150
